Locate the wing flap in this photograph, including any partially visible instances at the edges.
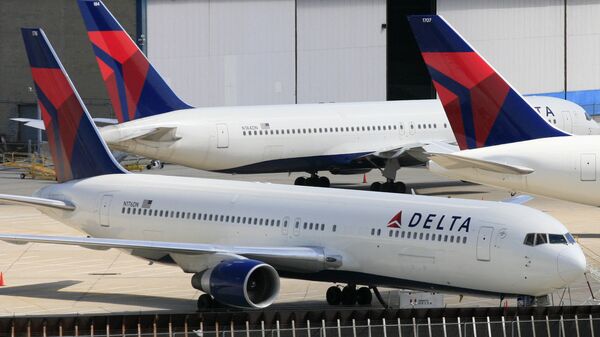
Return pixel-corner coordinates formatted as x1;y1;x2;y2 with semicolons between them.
428;153;534;175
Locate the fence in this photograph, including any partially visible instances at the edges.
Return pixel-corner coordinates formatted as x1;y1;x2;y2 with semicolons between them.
3;306;600;337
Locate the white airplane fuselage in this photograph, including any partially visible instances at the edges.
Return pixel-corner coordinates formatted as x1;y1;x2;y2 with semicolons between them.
429;136;600;206
100;97;598;174
33;173;584;297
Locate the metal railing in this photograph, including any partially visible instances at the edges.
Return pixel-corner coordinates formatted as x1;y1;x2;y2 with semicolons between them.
5;314;600;337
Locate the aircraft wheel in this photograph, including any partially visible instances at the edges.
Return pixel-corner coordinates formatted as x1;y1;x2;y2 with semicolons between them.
380;182;393;192
319;176;330;188
341;285;357;305
294;177;306;186
326;286;342;305
197;294;214;311
306;176;319;186
356;287;372;305
394;182;406;194
370;182;381;191
146;164;152;170
19;173;26;179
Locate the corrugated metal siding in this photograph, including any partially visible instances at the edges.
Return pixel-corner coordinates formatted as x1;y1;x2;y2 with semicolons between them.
147;0;295;107
438;0;565;95
296;0;386;103
567;1;600;92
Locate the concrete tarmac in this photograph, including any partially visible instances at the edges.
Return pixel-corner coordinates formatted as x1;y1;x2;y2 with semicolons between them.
1;166;600;316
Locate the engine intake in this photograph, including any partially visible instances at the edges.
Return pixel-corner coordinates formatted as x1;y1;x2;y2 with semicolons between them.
192;259;280;309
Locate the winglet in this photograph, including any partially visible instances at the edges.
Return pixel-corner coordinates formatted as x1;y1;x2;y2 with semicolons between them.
77;0;192;123
408;15;569;150
21;28;126;182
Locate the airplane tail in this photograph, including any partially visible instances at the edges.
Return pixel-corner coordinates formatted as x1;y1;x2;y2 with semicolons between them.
77;0;191;123
407;15;569;150
21;28;126;182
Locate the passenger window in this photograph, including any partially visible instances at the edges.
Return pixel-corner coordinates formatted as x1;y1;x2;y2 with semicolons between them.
154;210;158;216
377;228;380;236
203;214;207;220
243;131;246;136
303;222;307;229
121;207;125;214
450;236;454;243
220;215;224;222
277;220;281;227
455;236;460;243
462;237;467;244
419;233;423;239
371;228;375;235
535;233;548;245
401;231;405;238
209;214;213;221
389;230;393;237
444;235;448;242
192;213;196;220
407;232;411;239
284;220;288;227
395;231;399;238
295;221;299;228
321;224;325;231
333;225;337;232
425;233;429;240
524;233;535;246
309;223;313;230
127;208;131;214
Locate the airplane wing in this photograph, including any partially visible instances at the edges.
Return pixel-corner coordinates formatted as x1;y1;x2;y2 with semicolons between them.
428;153;535;175
0;234;341;272
0;194;75;211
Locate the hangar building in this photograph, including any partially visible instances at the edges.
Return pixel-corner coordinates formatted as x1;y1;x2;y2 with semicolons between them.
1;0;599;147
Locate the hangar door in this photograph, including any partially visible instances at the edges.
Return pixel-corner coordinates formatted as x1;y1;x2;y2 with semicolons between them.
147;0;296;107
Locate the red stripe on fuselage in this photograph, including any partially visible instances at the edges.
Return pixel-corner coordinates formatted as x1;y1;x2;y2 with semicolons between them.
422;52;495;89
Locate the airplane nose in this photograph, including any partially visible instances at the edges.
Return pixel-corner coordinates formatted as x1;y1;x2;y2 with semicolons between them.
557;247;587;283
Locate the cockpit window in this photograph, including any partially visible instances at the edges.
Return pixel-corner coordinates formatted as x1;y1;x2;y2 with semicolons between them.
525;232;575;246
524;233;535;246
535;233;548;245
585;112;593;121
549;234;567;244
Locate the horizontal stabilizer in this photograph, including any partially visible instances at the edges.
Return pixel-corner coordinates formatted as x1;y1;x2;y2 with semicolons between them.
428;153;534;175
0;234;341;272
12;117;119;131
0;194;75;211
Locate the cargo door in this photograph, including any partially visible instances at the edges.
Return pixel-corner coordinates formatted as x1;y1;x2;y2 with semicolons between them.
581;153;597;181
216;123;229;148
476;226;494;261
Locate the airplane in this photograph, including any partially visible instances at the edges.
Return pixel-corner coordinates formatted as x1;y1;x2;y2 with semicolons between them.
409;15;600;207
63;0;599;193
0;27;586;311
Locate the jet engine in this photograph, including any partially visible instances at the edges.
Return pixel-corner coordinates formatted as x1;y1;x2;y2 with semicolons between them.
191;259;280;309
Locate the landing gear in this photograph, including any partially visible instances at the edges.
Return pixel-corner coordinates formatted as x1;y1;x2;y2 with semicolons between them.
326;285;373;306
294;173;330;187
326;286;342;305
370;180;406;193
197;294;214;310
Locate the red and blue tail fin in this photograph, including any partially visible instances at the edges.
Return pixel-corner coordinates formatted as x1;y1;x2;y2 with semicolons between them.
408;15;569;150
77;0;191;123
22;28;126;182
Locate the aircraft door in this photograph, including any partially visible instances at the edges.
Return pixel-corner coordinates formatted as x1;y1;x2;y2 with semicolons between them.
562;111;573;133
282;216;289;235
476;226;494;261
216;123;229;148
580;153;597;181
293;217;301;236
98;195;113;235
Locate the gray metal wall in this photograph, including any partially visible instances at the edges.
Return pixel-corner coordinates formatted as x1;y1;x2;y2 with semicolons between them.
146;0;386;107
438;0;600;100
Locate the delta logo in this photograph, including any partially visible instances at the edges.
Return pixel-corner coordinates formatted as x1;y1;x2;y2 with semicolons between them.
387;211;402;228
386;211;471;232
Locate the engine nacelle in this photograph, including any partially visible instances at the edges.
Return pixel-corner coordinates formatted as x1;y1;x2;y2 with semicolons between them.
191;259;280;309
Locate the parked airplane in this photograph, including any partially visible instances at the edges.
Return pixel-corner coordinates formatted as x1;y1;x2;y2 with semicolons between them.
0;27;586;311
68;0;598;193
409;15;600;206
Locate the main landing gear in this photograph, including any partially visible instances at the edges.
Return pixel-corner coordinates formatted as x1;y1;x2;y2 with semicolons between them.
197;294;214;310
294;173;330;187
369;179;406;193
326;284;376;306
